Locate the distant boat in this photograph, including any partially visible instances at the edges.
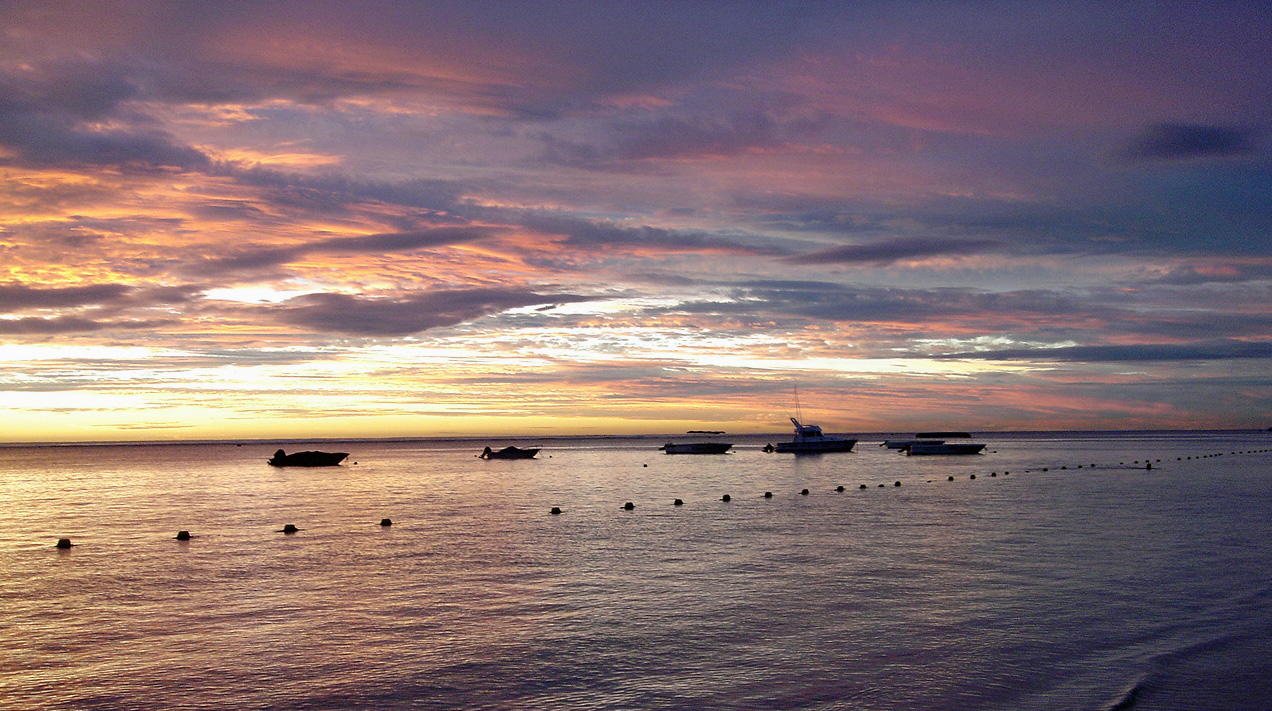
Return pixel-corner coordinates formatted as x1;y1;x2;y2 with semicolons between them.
480;446;540;460
901;432;985;455
659;442;733;454
768;418;857;454
882;439;943;449
268;449;349;467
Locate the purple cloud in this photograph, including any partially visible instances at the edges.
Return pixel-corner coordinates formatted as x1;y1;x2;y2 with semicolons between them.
938;339;1272;362
272;287;594;336
1122;123;1255;161
781;237;1002;266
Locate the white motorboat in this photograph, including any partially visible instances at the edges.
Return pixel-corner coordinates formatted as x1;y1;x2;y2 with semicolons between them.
768;418;857;453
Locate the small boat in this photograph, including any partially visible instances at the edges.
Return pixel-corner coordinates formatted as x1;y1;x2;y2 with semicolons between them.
268;449;349;467
480;446;540;459
769;418;857;454
901;432;985;455
882;439;943;449
659;442;733;454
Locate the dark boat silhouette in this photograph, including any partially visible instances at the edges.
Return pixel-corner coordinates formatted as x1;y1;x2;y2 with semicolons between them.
268;449;349;467
480;446;540;459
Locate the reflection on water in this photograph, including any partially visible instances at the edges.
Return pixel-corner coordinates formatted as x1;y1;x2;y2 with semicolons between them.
2;432;1272;710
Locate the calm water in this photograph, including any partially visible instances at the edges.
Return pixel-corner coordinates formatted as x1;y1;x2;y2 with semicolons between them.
3;431;1272;710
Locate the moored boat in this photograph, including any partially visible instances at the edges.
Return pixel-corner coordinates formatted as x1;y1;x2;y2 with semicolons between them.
769;418;857;454
268;449;349;467
480;446;540;459
901;432;985;455
882;439;943;449
659;442;733;454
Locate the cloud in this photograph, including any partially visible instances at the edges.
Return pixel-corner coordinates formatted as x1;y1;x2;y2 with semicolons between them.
542;112;802;167
1122;123;1255;161
0;59;211;171
190;226;500;275
271;287;594;336
0;316;173;335
781;236;1002;266
1143;263;1272;286
0;283;133;313
514;211;783;256
939;339;1272;362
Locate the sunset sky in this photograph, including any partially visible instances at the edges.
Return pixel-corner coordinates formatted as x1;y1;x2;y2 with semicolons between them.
2;1;1270;442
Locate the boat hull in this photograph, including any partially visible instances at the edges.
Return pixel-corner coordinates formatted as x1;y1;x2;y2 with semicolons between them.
268;450;349;467
905;443;985;455
660;442;733;454
775;439;857;453
480;446;540;459
883;439;942;449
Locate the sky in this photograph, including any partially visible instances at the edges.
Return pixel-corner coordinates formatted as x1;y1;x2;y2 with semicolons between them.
2;1;1271;442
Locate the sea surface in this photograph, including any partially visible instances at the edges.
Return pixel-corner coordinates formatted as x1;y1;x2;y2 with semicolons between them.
2;430;1272;710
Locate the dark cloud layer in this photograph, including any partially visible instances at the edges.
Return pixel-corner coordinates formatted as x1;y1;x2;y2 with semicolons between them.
1122;123;1256;161
272;287;594;336
940;339;1272;362
192;227;500;274
0;283;132;312
782;237;1002;266
0;315;173;335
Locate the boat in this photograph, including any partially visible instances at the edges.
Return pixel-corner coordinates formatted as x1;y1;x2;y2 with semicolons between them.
768;418;857;454
882;439;943;449
268;449;349;467
659;442;733;454
901;432;985;455
480;446;540;459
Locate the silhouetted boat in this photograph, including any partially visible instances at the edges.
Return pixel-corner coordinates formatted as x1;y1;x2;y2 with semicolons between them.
480;446;540;459
659;442;733;454
882;439;943;449
268;449;349;467
768;418;857;453
901;432;985;455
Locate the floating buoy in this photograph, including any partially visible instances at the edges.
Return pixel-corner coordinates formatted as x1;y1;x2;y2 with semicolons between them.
550;507;562;515
763;492;773;498
622;502;635;510
643;464;648;467
55;538;73;549
860;484;867;489
894;481;901;487
800;488;809;495
835;485;845;492
721;494;731;502
1146;462;1152;470
673;499;684;506
175;530;192;540
379;518;393;526
970;474;976;479
279;524;299;534
948;476;954;481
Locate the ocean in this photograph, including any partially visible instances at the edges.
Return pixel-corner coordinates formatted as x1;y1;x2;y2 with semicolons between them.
2;430;1271;710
